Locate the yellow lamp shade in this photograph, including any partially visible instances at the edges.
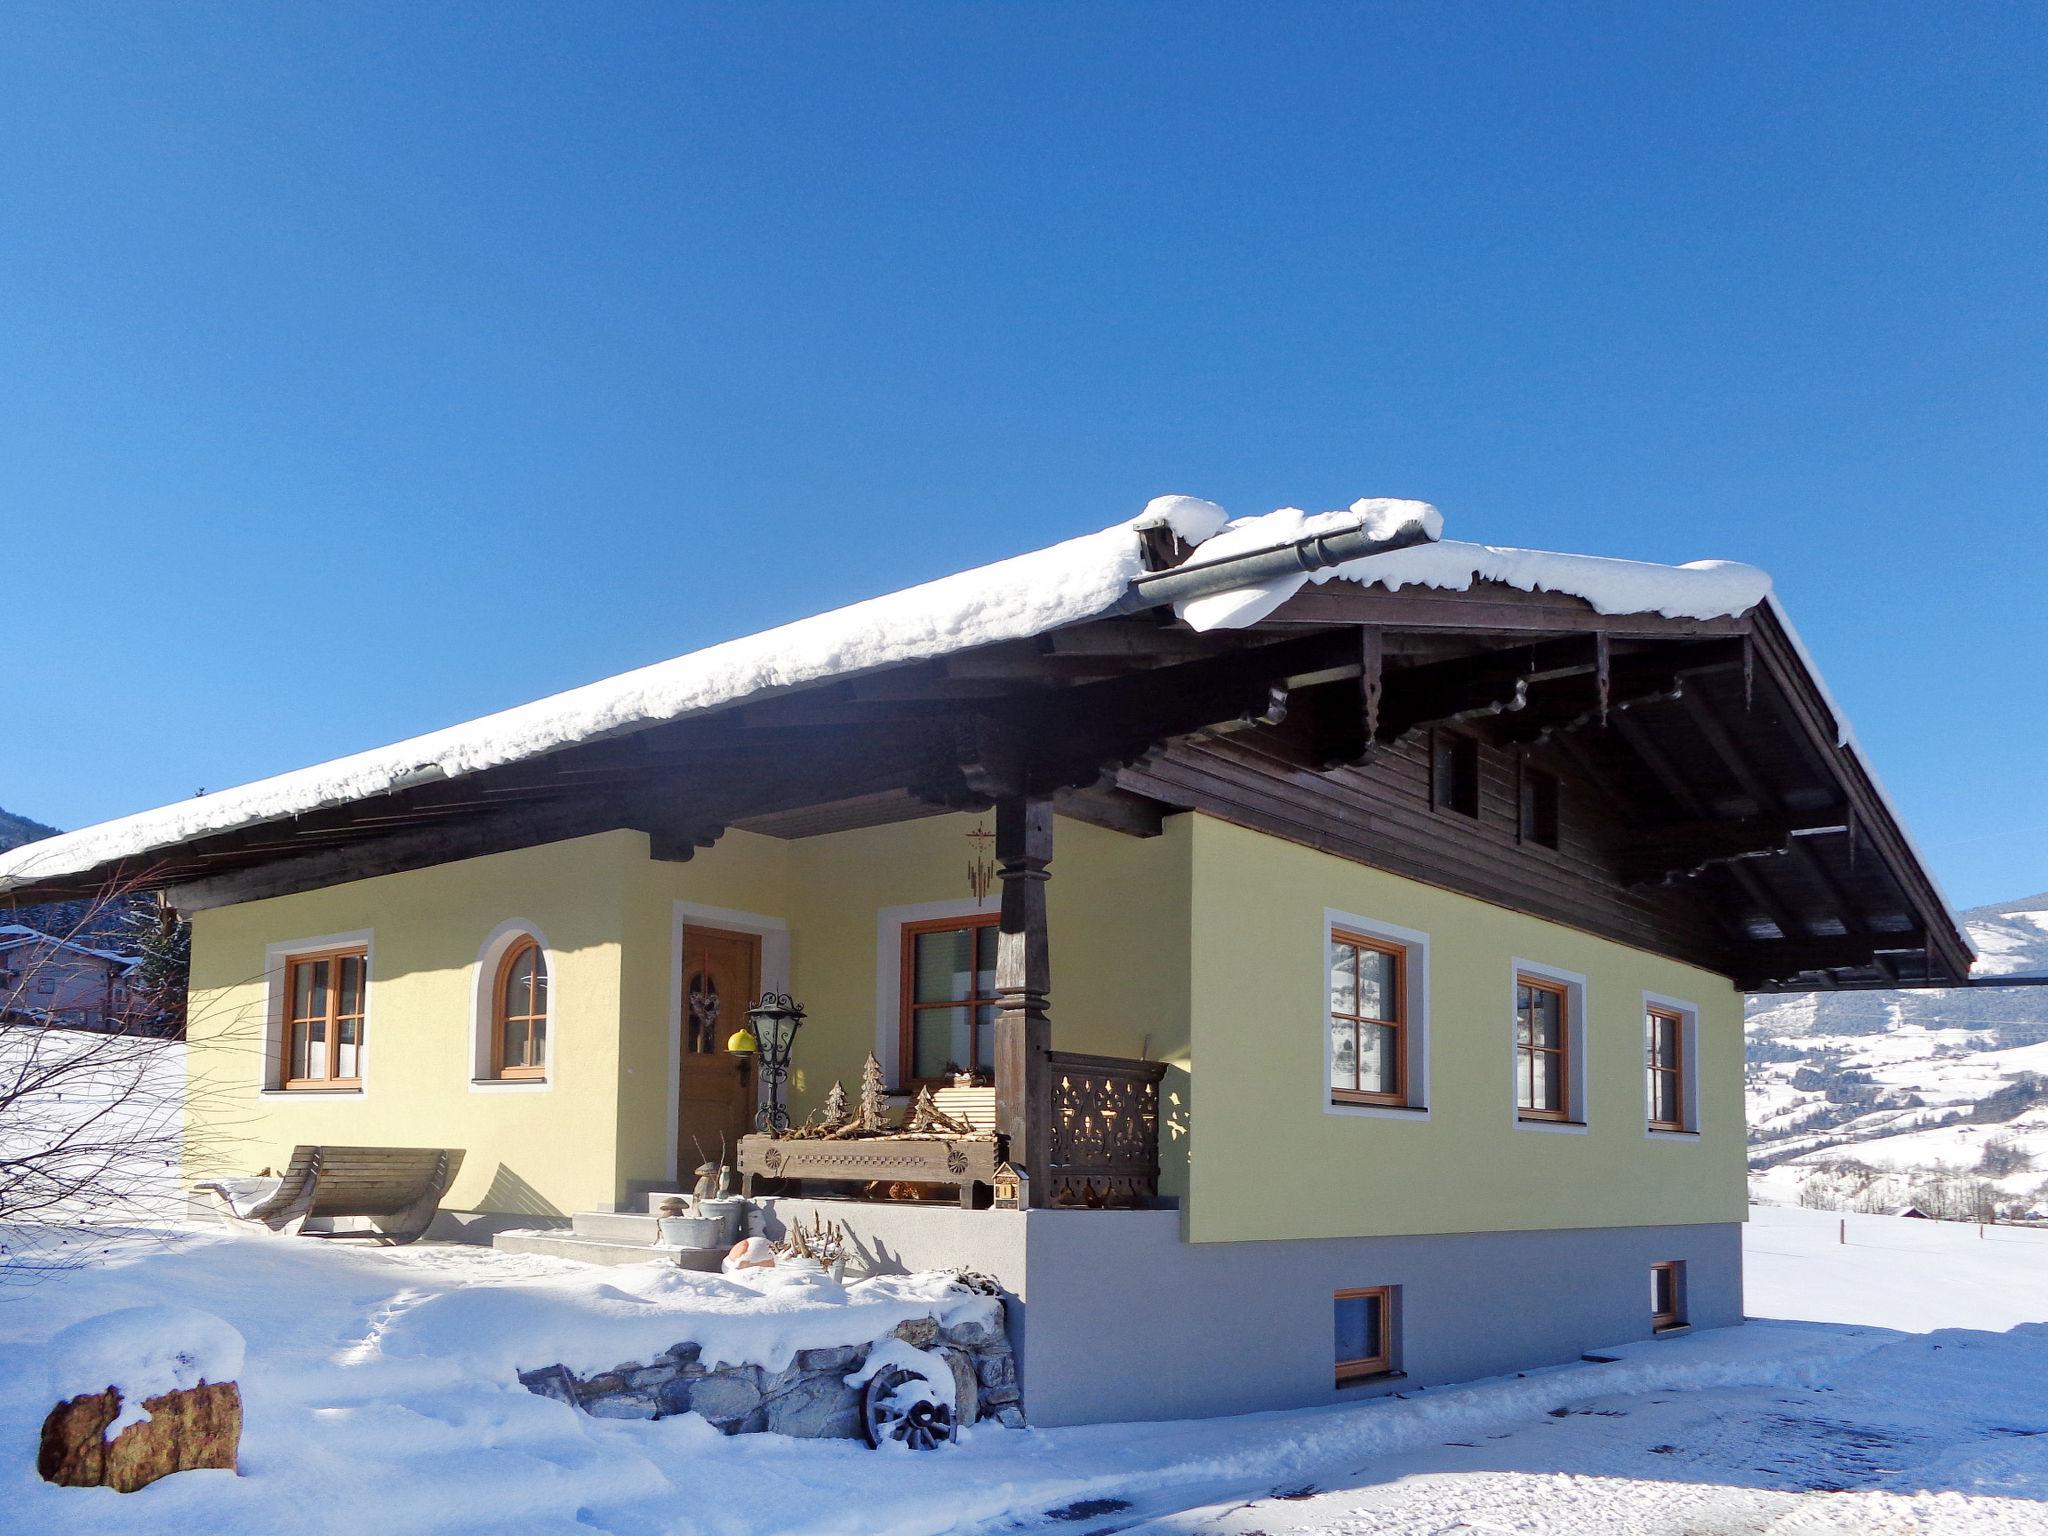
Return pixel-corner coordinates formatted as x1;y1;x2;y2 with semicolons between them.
725;1026;759;1054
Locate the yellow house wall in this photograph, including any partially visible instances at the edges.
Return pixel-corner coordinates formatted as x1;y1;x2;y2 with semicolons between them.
1183;815;1747;1244
621;811;1193;1201
181;805;1737;1234
183;831;641;1218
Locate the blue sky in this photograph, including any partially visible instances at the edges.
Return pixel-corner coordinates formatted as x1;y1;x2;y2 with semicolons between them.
3;4;2042;909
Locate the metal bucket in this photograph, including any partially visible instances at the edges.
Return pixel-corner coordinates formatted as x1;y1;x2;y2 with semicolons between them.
697;1197;747;1246
657;1214;726;1249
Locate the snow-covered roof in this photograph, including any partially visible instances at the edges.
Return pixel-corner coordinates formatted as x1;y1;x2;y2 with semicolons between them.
0;496;1824;897
0;924;139;969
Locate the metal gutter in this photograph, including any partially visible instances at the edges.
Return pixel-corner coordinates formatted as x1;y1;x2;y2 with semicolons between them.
1111;518;1439;616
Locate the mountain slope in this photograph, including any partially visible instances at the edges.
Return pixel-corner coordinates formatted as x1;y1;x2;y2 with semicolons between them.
0;803;137;947
0;806;58;855
1747;895;2048;1218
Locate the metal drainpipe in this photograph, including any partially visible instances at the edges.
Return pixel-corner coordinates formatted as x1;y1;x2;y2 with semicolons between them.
1111;517;1440;617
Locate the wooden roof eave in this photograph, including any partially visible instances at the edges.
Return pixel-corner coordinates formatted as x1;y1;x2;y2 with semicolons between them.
1741;604;1972;988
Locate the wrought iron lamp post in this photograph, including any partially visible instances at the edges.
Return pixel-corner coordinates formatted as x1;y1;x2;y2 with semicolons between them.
733;993;806;1134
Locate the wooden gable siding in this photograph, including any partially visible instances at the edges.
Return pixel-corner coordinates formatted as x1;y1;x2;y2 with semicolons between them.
1122;729;1735;974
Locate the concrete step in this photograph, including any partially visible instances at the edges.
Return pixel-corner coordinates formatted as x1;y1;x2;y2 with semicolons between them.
571;1210;663;1243
492;1228;724;1271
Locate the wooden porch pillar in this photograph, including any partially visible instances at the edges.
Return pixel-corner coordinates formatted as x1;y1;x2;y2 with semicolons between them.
992;793;1053;1208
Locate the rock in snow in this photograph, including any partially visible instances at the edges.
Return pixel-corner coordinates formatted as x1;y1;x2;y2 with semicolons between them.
38;1307;245;1492
45;1306;246;1440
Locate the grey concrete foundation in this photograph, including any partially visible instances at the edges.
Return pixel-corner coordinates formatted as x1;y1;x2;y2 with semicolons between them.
755;1198;1742;1427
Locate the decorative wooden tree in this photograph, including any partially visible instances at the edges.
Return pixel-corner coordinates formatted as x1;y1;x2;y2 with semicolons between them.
857;1054;890;1133
821;1079;850;1128
902;1086;975;1136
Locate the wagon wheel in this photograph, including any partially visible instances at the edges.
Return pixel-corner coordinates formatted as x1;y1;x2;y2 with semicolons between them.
861;1366;957;1450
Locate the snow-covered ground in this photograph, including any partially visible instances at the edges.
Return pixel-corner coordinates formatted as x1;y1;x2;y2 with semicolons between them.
1;1205;2044;1534
0;1031;185;1279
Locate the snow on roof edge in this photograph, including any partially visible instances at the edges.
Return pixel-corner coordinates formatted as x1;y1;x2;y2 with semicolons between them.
2;495;1888;911
1176;519;1771;634
0;506;1206;891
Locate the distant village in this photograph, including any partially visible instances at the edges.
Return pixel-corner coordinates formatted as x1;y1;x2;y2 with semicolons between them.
0;807;186;1037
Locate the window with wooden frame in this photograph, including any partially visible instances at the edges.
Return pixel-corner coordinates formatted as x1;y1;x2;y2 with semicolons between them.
1335;1286;1397;1383
1646;1005;1686;1131
900;913;999;1088
281;947;367;1089
493;937;549;1079
1329;930;1408;1106
1519;763;1560;848
1650;1261;1686;1331
1431;731;1480;818
1515;974;1572;1121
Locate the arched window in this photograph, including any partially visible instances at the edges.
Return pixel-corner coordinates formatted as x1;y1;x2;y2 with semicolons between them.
493;937;548;1079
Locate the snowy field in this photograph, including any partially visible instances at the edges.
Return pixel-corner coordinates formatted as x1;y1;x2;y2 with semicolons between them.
1;1205;2044;1534
1744;894;2048;1218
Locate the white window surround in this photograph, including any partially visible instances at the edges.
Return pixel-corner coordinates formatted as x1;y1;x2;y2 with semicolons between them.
875;894;997;1091
1509;956;1590;1135
257;928;376;1098
1321;907;1431;1121
668;901;792;1177
469;919;556;1093
1642;989;1703;1140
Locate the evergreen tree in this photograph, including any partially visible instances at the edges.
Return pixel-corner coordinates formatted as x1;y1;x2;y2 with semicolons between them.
822;1079;850;1126
118;901;190;1037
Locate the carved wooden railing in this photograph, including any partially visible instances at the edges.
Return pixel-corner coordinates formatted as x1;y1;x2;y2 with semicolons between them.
1043;1050;1167;1208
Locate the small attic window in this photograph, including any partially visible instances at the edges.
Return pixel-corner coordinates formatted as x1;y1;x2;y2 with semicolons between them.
1431;733;1479;818
1520;766;1560;848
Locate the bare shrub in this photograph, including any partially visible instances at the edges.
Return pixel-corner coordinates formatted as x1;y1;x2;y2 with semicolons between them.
0;882;254;1281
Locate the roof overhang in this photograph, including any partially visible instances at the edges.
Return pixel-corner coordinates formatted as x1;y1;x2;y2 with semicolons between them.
0;500;1969;991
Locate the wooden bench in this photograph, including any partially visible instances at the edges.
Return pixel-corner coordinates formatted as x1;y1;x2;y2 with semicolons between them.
198;1145;464;1246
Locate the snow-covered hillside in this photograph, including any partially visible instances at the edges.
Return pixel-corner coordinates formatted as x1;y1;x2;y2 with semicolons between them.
1747;895;2048;1217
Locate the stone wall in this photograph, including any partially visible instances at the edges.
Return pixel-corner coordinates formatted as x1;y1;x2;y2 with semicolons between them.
518;1311;1023;1437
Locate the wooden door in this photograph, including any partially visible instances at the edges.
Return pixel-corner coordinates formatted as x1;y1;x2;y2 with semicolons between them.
679;926;760;1180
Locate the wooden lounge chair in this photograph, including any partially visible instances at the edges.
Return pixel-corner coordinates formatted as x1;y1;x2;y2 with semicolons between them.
198;1145;464;1246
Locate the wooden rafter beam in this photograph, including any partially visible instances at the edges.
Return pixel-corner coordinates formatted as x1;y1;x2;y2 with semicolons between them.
1619;812;1850;887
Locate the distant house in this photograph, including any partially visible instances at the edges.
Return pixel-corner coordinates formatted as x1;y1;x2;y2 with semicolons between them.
0;925;139;1031
1887;1204;1934;1220
0;496;1972;1426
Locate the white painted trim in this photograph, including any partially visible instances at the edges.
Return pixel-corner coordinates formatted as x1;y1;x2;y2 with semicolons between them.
873;894;996;1090
1641;989;1702;1139
669;902;791;1178
1509;956;1589;1134
260;928;376;1097
467;918;555;1094
1321;907;1432;1122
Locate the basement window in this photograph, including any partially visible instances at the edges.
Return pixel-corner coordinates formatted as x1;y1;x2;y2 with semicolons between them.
1651;1261;1687;1332
1431;732;1480;818
1519;765;1560;848
1335;1286;1399;1383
